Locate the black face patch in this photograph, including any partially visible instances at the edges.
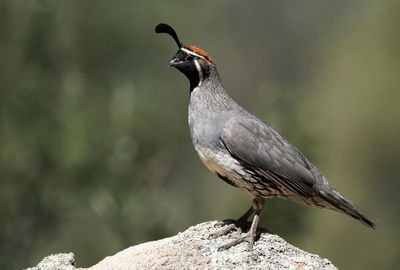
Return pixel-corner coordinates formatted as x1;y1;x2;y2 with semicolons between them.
175;49;188;61
172;49;200;91
170;48;212;91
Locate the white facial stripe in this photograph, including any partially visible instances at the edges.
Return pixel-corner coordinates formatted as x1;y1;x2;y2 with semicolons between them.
181;47;207;61
194;59;203;85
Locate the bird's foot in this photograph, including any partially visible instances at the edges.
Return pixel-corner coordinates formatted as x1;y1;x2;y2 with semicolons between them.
209;205;260;251
209;218;251;239
218;231;255;251
217;231;255;251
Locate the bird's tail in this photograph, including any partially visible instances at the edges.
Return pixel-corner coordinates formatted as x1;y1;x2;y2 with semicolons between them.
317;189;376;229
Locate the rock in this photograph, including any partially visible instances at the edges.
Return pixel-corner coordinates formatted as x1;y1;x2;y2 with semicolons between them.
26;221;337;270
25;252;76;270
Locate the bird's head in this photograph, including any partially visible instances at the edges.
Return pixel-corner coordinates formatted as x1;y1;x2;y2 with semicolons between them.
155;23;215;90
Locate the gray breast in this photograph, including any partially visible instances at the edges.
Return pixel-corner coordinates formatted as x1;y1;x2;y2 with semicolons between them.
193;143;255;190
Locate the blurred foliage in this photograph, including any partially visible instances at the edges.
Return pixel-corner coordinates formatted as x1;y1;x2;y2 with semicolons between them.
0;0;399;269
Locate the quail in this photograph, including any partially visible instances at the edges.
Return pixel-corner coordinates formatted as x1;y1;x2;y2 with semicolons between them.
155;23;375;251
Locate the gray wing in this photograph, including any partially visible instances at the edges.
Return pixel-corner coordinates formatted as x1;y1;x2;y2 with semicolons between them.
220;115;376;228
220;116;319;197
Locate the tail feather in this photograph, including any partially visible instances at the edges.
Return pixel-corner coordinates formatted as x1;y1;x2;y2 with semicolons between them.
318;189;376;229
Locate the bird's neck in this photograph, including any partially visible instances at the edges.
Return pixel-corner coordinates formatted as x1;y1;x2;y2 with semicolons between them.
190;67;236;112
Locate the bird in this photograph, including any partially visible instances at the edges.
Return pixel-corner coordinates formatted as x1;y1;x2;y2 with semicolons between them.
155;23;375;251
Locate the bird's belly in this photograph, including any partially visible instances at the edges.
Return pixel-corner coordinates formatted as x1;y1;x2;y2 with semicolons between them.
194;144;258;191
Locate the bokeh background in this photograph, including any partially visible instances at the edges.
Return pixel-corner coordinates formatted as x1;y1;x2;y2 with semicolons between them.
1;0;399;269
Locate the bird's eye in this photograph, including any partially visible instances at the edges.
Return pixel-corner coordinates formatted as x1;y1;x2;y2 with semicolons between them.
186;56;194;61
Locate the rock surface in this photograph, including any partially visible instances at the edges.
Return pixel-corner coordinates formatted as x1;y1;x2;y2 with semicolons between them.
26;221;337;270
25;252;76;270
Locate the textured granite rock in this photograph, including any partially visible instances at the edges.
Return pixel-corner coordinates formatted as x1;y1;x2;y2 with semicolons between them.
26;221;337;270
25;252;76;270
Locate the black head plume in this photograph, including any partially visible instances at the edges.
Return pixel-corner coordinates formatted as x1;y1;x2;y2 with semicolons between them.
155;23;182;48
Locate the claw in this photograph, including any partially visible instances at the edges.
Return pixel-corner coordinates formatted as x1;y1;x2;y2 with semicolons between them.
211;201;264;251
217;233;253;251
209;218;251;239
209;223;237;239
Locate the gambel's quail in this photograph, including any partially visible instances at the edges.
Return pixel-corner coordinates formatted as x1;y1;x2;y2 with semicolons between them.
155;23;375;251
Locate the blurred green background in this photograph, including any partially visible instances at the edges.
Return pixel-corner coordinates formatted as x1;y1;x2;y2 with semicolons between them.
1;0;399;269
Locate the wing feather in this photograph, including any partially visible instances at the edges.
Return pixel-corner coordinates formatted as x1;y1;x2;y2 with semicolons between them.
221;116;317;197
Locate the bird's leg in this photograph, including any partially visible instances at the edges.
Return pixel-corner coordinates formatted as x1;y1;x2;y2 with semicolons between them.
217;197;265;251
209;206;254;238
214;206;254;227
